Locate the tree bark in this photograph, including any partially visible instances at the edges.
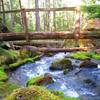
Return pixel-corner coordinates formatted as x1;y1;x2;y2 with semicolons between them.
0;31;100;41
9;0;15;31
1;0;6;24
44;0;50;31
39;47;88;53
35;0;40;31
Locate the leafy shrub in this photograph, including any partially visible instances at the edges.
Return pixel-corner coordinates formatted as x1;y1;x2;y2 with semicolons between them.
13;23;23;32
81;5;100;19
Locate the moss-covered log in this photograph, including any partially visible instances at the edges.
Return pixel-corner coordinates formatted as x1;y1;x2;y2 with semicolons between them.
0;31;100;41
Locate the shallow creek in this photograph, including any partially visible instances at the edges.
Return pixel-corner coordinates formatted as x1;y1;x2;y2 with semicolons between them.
9;53;100;100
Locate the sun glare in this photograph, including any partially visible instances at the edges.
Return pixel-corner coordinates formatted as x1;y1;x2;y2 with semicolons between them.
21;0;82;8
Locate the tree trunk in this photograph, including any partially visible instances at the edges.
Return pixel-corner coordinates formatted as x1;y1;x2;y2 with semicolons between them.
53;0;56;31
0;31;100;41
19;0;22;9
9;0;15;31
1;0;6;24
44;0;50;31
35;0;40;31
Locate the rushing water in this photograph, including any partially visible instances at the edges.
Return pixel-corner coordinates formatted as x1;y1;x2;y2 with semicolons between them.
9;53;100;99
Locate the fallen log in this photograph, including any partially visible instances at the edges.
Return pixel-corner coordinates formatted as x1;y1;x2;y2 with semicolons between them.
16;45;88;53
0;31;100;41
38;47;88;53
13;40;63;47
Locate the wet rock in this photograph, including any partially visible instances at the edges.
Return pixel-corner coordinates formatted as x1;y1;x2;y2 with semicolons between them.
80;95;100;100
80;59;97;68
44;73;52;76
63;69;70;75
27;76;54;86
5;57;17;65
0;42;11;50
83;79;96;86
50;58;73;70
19;46;41;58
96;49;100;54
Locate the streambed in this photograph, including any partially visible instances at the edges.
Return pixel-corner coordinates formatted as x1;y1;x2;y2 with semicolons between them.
8;53;100;100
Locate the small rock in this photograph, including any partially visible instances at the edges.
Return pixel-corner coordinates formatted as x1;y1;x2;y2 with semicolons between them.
63;69;69;75
80;59;97;68
83;79;96;86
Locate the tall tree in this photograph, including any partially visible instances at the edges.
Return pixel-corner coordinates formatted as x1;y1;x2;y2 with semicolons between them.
35;0;40;31
53;0;56;31
9;0;15;31
19;0;22;9
44;0;50;31
1;0;6;24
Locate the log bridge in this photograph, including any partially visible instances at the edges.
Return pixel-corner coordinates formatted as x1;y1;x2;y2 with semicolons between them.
0;7;100;52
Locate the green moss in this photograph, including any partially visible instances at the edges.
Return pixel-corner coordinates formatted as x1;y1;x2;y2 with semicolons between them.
50;58;72;70
9;55;41;70
0;82;19;99
27;76;44;86
6;86;60;100
70;52;100;60
9;58;33;69
0;48;18;65
19;48;30;59
50;90;80;100
0;68;8;81
52;58;72;67
32;55;41;61
6;86;80;100
70;52;90;60
63;69;69;75
27;76;53;86
0;47;18;58
92;53;100;60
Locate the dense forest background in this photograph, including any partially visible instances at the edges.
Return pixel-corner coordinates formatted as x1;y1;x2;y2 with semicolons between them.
0;0;100;48
0;0;100;33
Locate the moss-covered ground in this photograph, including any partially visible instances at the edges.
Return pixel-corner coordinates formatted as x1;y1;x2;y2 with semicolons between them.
6;86;80;100
70;52;100;60
0;82;19;99
0;67;8;81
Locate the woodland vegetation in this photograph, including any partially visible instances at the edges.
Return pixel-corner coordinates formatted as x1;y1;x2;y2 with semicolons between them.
0;0;100;100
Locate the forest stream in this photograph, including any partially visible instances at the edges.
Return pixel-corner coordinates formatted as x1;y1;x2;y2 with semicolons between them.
8;53;100;100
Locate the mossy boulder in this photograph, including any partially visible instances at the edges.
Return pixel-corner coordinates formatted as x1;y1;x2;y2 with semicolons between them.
27;76;54;86
0;67;8;81
0;48;18;65
4;57;17;65
6;86;60;100
9;58;34;70
6;86;80;100
9;55;40;70
80;59;97;68
63;69;70;75
19;46;41;59
50;58;73;70
0;82;19;99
